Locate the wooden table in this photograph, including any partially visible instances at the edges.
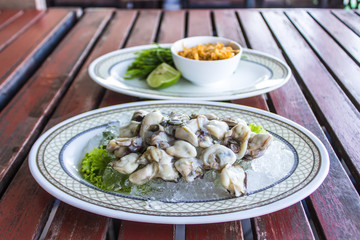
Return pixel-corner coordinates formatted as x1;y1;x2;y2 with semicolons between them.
0;7;359;240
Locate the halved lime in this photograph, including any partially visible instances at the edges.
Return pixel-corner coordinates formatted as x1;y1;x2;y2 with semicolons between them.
146;63;181;89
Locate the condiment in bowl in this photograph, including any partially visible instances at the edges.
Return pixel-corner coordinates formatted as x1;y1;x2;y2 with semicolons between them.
171;36;243;86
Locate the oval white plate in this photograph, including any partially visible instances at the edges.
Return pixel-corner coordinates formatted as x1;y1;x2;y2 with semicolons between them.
29;101;329;224
88;44;291;100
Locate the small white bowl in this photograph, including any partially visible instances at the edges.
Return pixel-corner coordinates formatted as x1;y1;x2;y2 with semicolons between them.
171;36;243;86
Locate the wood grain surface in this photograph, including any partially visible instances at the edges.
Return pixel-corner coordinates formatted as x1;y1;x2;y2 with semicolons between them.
331;9;360;37
0;10;23;29
309;10;360;64
0;9;113;239
157;10;185;43
125;10;161;48
0;9;76;110
286;10;360;108
0;10;45;52
260;10;360;239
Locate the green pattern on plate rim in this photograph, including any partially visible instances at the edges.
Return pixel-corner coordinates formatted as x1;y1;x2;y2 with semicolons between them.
35;102;321;217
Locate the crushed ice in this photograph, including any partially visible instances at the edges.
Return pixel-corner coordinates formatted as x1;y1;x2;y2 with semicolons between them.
136;138;295;203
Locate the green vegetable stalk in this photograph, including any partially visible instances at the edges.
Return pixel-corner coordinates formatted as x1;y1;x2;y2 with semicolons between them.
124;44;174;80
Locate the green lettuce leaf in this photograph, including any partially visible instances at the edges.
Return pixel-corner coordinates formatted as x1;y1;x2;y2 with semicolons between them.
102;165;132;193
81;147;115;189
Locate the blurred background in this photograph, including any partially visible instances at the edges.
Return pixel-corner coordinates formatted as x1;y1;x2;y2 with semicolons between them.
1;0;358;10
45;0;350;9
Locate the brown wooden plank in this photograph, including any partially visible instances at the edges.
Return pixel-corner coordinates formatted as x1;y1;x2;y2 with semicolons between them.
263;10;360;184
186;9;244;240
231;96;268;110
118;221;174;240
213;9;246;47
0;10;45;52
45;204;109;240
255;10;360;239
0;162;54;240
187;10;212;36
0;9;70;79
286;10;360;107
0;9;23;30
40;9;137;239
186;221;243;240
157;10;185;43
0;8;112;200
0;9;114;240
253;206;315;240
331;10;360;37
126;10;161;47
46;10;136;128
309;10;360;65
0;9;77;110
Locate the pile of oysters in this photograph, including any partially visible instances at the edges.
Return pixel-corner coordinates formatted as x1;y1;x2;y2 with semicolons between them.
106;110;273;197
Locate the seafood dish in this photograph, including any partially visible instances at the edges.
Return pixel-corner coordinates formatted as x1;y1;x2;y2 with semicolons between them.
82;110;273;197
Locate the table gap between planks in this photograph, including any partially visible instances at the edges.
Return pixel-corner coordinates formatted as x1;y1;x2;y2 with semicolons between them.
0;7;359;240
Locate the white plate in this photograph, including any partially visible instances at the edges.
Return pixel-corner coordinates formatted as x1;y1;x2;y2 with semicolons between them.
29;101;329;224
88;44;291;100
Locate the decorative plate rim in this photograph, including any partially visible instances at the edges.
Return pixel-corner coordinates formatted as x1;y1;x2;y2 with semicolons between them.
29;100;329;224
88;44;292;101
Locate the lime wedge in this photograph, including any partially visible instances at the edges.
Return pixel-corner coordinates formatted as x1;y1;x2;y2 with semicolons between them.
146;63;181;89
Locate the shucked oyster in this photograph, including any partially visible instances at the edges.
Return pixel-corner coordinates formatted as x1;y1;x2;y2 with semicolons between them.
175;125;198;147
175;158;203;182
175;115;214;148
244;132;273;160
166;140;197;158
206;120;229;140
107;137;143;158
129;146;179;185
223;122;251;159
112;153;140;174
221;165;246;197
149;131;174;149
131;110;149;122
118;121;141;138
139;110;164;141
129;163;158;185
201;144;236;170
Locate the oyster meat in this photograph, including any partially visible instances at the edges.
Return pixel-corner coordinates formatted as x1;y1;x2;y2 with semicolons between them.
221;165;246;197
103;109;273;197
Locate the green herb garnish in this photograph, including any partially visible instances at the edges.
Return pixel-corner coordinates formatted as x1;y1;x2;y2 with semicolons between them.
125;44;174;80
100;130;116;146
81;147;133;193
81;147;115;189
249;123;267;133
